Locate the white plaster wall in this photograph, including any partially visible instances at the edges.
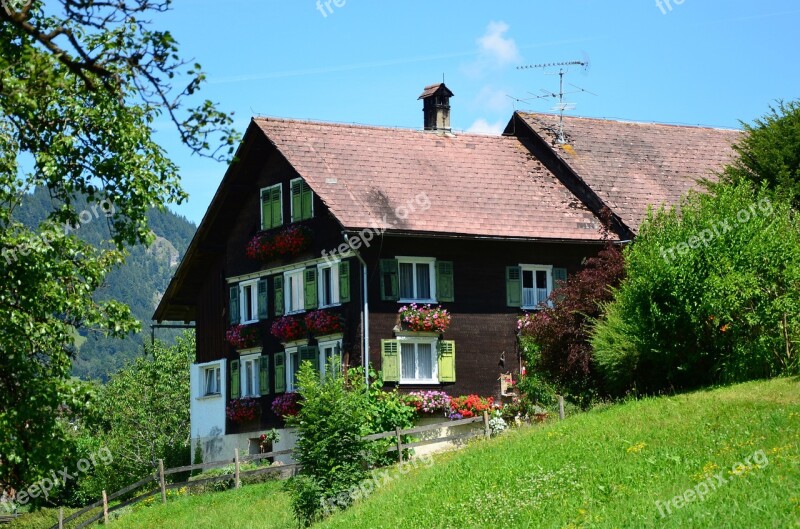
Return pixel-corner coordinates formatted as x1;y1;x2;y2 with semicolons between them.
193;428;299;466
190;359;227;452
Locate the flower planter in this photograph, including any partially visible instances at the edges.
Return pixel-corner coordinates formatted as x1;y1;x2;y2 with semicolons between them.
270;316;307;343
304;309;344;337
398;304;451;333
226;324;260;350
246;225;313;262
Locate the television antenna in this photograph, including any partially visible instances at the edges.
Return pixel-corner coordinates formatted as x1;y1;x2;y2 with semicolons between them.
511;59;595;144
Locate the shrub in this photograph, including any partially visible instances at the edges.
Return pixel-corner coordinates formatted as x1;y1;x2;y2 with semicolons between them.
592;183;800;395
285;363;370;526
515;371;558;408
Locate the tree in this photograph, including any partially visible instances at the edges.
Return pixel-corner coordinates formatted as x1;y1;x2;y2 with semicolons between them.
0;0;236;491
721;100;800;209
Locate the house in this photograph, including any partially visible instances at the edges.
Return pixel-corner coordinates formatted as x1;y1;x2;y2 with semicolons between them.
153;83;740;460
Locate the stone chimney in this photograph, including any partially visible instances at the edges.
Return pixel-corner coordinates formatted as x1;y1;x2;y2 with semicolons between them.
419;83;454;132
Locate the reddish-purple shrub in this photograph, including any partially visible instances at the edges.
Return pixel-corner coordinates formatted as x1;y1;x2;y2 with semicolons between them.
518;243;625;401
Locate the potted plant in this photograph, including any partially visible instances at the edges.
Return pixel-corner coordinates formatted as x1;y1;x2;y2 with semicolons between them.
398;304;451;333
408;390;451;417
226;324;260;349
246;225;313;262
270;316;307;343
226;397;260;425
271;392;302;418
304;309;344;337
258;429;280;454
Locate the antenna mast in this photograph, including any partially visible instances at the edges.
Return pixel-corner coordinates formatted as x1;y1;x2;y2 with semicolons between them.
515;60;593;144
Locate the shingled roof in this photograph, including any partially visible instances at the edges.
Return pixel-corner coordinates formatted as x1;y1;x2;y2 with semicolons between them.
515;113;742;231
253;118;605;240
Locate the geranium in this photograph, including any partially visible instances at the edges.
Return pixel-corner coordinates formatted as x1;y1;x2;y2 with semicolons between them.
271;392;302;417
304;310;344;336
398;304;451;333
449;394;494;419
259;429;280;450
408;390;451;415
226;324;260;349
246;225;313;262
271;316;307;343
226;397;260;423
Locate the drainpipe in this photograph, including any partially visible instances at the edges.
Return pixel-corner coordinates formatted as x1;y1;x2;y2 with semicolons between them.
343;233;370;390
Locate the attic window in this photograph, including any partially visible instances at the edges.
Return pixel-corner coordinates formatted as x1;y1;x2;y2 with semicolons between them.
290;178;314;222
260;184;282;230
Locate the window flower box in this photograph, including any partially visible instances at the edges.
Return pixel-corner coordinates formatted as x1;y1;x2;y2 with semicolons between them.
448;394;494;419
271;392;302;418
407;390;451;417
226;397;260;423
398;303;451;333
246;225;313;262
226;324;260;350
304;309;344;337
271;315;307;343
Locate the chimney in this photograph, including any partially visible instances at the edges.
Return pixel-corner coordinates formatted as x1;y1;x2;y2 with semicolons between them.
418;83;454;132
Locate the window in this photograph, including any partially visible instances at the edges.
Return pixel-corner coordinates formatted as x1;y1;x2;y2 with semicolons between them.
318;340;342;377
239;280;259;324
241;354;260;397
521;265;553;309
202;365;221;396
397;257;436;302
317;262;340;308
285;346;324;392
290;178;314;222
399;339;438;384
260;184;282;230
284;270;305;314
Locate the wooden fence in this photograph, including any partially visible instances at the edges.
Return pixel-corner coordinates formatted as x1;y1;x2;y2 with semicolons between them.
48;411;496;528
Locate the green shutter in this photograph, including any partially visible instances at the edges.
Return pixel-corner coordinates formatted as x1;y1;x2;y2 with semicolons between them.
304;267;318;310
381;339;400;382
229;285;240;325
380;259;399;301
274;352;286;393
553;267;568;284
271;186;282;227
506;266;522;308
435;261;454;302
300;346;320;373
338;260;351;303
301;181;313;220
261;189;272;231
257;279;268;320
438;340;456;382
230;359;240;399
291;180;302;222
273;275;284;317
259;355;270;396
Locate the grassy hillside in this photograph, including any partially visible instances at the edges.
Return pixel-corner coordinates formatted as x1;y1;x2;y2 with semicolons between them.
85;378;800;529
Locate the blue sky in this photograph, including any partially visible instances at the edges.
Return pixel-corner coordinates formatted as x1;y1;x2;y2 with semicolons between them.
155;0;800;224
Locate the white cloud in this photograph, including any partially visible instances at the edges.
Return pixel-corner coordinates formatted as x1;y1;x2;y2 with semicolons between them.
475;86;512;113
464;21;522;77
466;118;506;135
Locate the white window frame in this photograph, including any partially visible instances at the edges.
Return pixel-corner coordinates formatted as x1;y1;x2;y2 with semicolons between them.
317;262;340;309
397;336;439;385
285;346;300;393
290;177;314;222
200;363;222;398
318;338;342;378
240;353;261;398
260;183;283;230
397;256;437;304
239;279;259;324
284;269;305;315
520;264;554;310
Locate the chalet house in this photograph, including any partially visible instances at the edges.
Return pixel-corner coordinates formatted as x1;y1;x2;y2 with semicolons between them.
153;83;740;460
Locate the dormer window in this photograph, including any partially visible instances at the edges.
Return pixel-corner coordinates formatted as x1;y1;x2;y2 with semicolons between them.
260;184;283;231
290;178;314;222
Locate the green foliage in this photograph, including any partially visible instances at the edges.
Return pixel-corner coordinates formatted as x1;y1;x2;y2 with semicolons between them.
285;363;370;526
0;1;233;492
77;333;193;498
592;183;800;395
722;100;800;208
515;371;558;409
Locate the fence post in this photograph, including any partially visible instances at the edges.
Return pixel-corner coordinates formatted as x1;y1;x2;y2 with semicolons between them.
158;459;167;504
395;427;403;463
102;490;109;524
58;507;64;529
483;410;491;439
558;396;565;420
234;449;241;489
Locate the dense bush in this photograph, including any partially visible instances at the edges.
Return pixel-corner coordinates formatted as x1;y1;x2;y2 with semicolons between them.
592;183;800;394
518;243;625;404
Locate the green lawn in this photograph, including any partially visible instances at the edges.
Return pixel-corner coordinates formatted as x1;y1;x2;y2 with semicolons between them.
64;377;800;529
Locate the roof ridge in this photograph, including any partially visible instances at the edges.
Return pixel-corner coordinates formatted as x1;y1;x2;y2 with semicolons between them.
252;116;508;138
518;111;742;132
